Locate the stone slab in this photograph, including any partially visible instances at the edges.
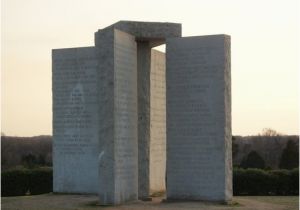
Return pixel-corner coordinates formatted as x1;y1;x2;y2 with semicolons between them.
96;28;138;205
52;46;99;193
96;21;180;199
166;35;232;202
150;49;166;194
136;46;167;199
137;42;151;199
95;21;182;47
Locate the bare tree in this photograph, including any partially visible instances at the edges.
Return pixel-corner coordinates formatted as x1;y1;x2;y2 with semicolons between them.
259;128;282;136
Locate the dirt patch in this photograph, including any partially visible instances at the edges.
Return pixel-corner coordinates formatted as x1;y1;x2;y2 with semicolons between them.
1;194;298;210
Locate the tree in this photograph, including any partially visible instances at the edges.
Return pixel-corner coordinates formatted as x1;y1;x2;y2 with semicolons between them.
21;154;37;169
232;136;239;159
279;139;299;169
259;128;281;136
240;151;265;169
37;154;46;165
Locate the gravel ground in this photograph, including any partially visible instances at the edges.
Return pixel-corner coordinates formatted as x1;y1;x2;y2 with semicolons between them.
1;194;299;210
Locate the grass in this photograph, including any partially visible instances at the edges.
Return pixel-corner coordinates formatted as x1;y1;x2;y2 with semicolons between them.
1;194;299;210
243;196;299;207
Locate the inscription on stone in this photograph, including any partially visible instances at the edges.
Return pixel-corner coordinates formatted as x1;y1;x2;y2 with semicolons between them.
114;30;138;202
97;29;138;205
52;21;231;205
52;47;99;193
166;35;231;201
150;49;166;193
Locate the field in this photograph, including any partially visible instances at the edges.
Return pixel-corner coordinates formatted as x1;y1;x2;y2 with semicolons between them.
1;194;299;210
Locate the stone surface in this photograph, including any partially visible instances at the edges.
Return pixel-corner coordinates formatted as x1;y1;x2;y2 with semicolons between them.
137;42;151;199
53;21;232;205
166;35;232;202
53;21;180;200
137;46;167;199
52;46;99;193
96;28;138;205
150;49;166;194
96;21;180;199
95;21;182;47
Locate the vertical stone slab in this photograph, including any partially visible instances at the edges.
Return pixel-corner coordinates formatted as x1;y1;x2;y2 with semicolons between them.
137;42;151;199
137;46;167;199
95;21;181;200
96;28;115;204
52;47;99;193
96;28;138;205
166;35;232;201
114;29;138;204
150;49;166;194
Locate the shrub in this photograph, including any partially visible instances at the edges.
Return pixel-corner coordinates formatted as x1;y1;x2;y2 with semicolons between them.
233;168;272;195
233;168;299;196
279;139;299;169
270;169;291;195
290;168;299;195
1;168;30;196
28;167;53;195
232;167;246;195
240;151;265;169
2;167;298;197
1;167;53;196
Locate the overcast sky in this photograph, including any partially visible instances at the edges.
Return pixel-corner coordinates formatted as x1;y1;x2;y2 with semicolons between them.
1;0;299;136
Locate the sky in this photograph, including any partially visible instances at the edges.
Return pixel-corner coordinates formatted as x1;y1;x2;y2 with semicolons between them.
1;0;299;136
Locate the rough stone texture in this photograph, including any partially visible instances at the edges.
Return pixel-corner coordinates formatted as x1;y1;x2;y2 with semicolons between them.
53;21;180;200
95;21;182;47
52;47;99;193
96;21;180;199
137;46;167;199
150;49;166;194
137;42;151;199
96;28;138;205
53;21;233;204
166;35;232;202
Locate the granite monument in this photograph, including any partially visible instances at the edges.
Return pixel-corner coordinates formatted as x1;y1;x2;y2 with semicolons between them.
52;21;231;205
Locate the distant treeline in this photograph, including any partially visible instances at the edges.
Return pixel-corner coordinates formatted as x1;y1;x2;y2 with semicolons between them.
233;135;299;170
1;136;52;171
1;135;299;171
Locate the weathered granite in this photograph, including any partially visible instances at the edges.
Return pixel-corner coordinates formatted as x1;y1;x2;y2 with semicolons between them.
137;42;151;199
137;47;167;199
150;49;166;194
52;46;99;193
53;21;180;201
52;21;232;205
95;21;182;47
166;35;232;202
96;28;138;205
96;21;181;200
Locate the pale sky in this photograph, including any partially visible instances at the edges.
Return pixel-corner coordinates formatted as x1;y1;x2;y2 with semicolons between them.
1;0;299;136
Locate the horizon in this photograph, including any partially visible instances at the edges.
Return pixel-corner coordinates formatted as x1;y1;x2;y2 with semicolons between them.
1;0;299;136
1;133;300;138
